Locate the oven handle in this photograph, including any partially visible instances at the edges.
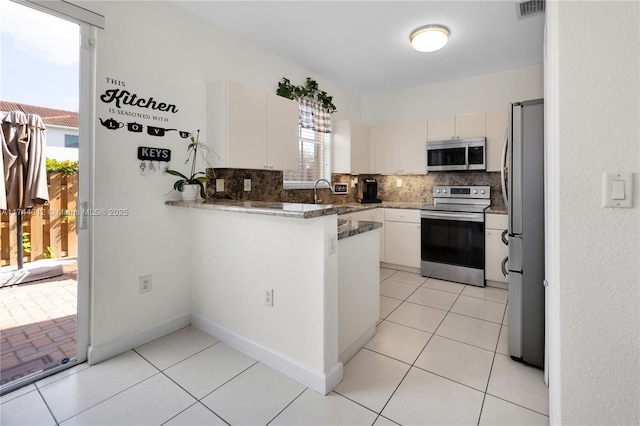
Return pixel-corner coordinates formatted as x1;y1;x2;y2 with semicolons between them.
421;210;484;222
501;256;509;278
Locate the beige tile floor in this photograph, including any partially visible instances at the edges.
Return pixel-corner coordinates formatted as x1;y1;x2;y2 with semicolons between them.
0;267;549;425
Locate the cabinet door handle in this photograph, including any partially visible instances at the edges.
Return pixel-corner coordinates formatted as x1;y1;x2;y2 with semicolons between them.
501;229;508;245
501;256;509;278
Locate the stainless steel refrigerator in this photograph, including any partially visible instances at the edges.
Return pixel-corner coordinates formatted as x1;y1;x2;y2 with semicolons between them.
501;98;545;368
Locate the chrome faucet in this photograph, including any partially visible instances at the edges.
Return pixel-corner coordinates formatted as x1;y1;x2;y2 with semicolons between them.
313;179;332;204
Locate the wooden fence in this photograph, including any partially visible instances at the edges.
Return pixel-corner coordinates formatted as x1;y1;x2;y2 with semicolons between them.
1;173;78;267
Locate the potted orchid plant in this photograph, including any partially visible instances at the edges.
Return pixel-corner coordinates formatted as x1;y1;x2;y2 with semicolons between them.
167;130;211;201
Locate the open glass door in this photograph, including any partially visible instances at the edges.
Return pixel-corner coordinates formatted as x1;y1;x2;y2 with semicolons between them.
0;0;94;394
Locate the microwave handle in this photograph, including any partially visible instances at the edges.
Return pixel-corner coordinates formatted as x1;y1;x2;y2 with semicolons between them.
465;143;470;170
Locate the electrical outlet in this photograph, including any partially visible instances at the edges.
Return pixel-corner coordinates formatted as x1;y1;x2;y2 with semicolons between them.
396;178;403;188
216;179;225;192
265;289;274;307
244;179;251;191
139;275;152;293
329;235;337;255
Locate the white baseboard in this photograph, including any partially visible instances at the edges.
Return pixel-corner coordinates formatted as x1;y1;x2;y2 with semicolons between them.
486;280;508;289
191;313;343;395
87;313;190;365
339;325;376;364
380;262;421;274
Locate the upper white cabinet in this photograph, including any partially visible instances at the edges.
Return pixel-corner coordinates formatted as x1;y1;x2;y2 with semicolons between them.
427;112;486;141
332;120;372;174
485;109;509;172
372;119;427;174
207;80;299;170
268;94;300;170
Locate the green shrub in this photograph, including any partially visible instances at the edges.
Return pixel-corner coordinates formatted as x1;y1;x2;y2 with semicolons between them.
46;158;78;175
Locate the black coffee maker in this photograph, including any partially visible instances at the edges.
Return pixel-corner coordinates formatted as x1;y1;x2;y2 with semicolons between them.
359;178;382;203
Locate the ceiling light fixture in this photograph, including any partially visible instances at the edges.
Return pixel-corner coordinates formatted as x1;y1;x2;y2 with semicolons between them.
410;25;450;53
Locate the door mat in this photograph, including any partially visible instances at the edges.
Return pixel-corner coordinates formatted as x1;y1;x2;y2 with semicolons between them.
0;261;64;288
0;355;56;386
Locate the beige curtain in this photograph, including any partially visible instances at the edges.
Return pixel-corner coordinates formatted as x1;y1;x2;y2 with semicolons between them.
1;111;49;210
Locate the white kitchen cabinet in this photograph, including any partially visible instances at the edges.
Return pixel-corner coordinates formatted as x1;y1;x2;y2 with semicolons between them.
340;208;385;262
427;112;486;141
332;120;371;174
455;112;486;138
207;80;299;170
338;228;380;363
485;213;508;284
384;208;421;269
372;119;427;174
485;109;508;172
268;93;300;170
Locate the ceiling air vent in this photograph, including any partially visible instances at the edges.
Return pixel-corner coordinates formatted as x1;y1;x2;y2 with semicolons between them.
515;0;545;20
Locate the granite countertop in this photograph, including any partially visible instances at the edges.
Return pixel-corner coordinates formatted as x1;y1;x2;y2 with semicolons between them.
337;219;382;240
485;208;507;215
165;200;348;219
336;201;425;212
167;199;506;218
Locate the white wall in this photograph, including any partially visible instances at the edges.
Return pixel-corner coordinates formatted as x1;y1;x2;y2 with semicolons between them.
186;208;340;393
363;64;543;124
46;126;78;148
74;0;362;357
547;2;640;424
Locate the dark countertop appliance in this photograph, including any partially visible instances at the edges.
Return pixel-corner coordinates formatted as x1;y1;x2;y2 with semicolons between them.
421;185;490;286
359;178;381;204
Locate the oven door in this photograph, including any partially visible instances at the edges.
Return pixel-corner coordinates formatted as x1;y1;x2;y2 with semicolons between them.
420;210;485;269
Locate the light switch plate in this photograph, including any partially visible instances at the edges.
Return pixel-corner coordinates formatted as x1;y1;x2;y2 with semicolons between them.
602;172;633;208
244;179;251;191
216;179;225;192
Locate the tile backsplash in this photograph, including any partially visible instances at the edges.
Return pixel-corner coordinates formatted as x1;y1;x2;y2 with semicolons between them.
206;168;504;210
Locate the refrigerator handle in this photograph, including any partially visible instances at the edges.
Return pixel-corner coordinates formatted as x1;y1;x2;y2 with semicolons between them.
501;229;509;245
500;126;509;208
501;256;509;278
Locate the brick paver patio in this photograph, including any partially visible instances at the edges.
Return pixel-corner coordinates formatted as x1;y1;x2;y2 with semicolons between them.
0;261;77;386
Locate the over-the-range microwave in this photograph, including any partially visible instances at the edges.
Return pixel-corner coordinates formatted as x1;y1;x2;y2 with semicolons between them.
426;137;486;172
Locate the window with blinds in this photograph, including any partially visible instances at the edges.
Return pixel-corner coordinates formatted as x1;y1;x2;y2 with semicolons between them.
283;99;332;189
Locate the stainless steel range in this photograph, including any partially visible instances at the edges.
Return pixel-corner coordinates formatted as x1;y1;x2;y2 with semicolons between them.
420;185;490;287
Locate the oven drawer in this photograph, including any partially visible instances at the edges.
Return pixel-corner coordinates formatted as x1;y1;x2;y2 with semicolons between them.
384;208;420;223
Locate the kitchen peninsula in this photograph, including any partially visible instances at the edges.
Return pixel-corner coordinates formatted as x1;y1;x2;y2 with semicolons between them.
165;200;381;394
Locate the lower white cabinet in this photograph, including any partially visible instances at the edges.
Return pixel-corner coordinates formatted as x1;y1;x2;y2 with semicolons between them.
340;208;385;262
485;213;508;284
384;209;421;269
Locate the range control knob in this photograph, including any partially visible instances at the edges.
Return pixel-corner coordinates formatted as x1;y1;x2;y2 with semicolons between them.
473;189;478;194
481;189;486;194
443;189;448;194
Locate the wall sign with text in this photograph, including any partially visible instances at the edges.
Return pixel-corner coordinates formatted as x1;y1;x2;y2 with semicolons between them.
137;147;171;162
99;77;193;140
